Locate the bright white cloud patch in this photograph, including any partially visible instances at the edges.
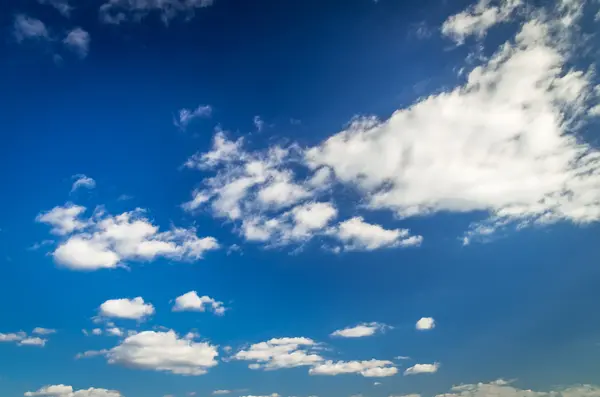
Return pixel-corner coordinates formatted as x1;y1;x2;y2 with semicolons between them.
441;0;522;44
172;291;226;315
38;203;218;271
330;322;390;338
234;337;324;370
309;359;398;377
334;217;422;251
104;330;218;375
99;297;155;320
24;384;123;397
304;1;600;243
63;28;90;58
32;327;56;335
99;0;214;24
174;105;212;130
415;317;435;330
404;362;440;375
1;330;50;347
13;14;49;42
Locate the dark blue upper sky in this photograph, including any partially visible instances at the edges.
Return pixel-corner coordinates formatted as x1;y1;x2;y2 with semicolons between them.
1;1;600;397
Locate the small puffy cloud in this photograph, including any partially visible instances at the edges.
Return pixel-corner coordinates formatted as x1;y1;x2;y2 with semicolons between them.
172;291;226;315
39;204;218;271
441;0;522;44
106;327;123;337
415;317;435;331
213;391;232;395
24;384;123;397
36;203;87;236
63;28;90;58
99;0;214;24
432;380;600;397
309;359;398;377
241;394;279;397
38;0;72;16
13;15;49;42
234;337;323;370
99;297;155;320
19;337;47;347
334;217;422;251
0;332;26;342
32;327;56;335
330;322;390;338
404;363;440;375
70;174;95;192
174;105;212;130
105;330;219;375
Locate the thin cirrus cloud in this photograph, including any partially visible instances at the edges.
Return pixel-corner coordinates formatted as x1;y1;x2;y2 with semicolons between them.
172;291;226;315
174;104;213;130
71;174;96;193
99;0;215;24
330;322;391;338
38;0;73;17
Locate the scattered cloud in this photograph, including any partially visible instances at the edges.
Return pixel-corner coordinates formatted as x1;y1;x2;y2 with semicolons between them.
213;391;232;395
441;0;522;44
99;0;215;24
254;115;265;131
71;174;95;193
1;330;50;347
433;380;600;397
309;359;398;377
81;330;219;375
13;15;49;43
241;394;279;397
38;0;72;16
415;317;435;331
172;291;226;315
19;337;47;347
25;384;123;397
63;28;90;58
331;322;390;338
234;337;324;370
174;105;213;130
333;217;423;251
99;297;155;320
32;327;56;335
28;240;55;251
404;362;440;375
37;203;218;271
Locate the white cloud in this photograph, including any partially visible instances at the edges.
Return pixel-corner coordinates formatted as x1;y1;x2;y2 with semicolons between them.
309;359;398;377
71;174;95;193
33;327;56;335
241;394;280;397
305;1;600;243
0;332;26;342
174;105;213;130
39;204;218;271
18;337;47;347
24;384;122;397
36;203;87;236
434;380;600;397
234;337;323;370
106;327;124;337
254;115;265;131
104;330;219;375
334;217;422;251
99;297;155;320
441;0;522;44
213;391;231;395
172;291;226;315
330;322;390;338
38;0;73;16
63;28;90;58
415;317;435;330
99;0;214;24
404;362;440;375
13;15;49;42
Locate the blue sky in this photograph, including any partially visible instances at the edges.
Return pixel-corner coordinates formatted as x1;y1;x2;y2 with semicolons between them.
1;0;600;397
